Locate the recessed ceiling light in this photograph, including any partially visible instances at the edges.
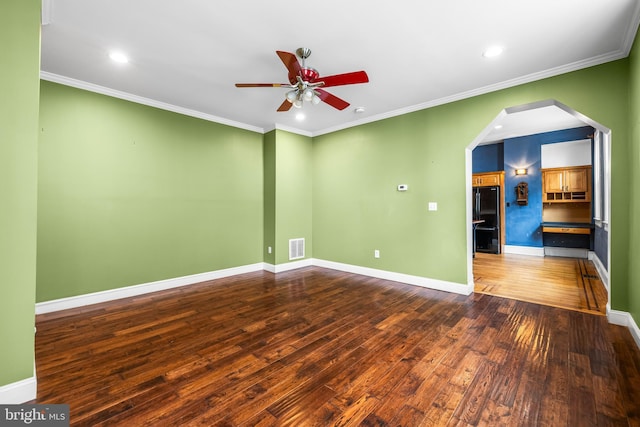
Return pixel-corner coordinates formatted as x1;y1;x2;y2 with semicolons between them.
109;51;129;64
354;107;366;114
295;113;305;121
494;124;503;130
483;46;503;58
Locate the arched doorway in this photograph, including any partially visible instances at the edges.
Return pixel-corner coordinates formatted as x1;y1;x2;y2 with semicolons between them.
465;99;612;312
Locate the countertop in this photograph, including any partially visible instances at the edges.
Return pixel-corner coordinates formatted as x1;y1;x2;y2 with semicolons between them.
540;222;594;229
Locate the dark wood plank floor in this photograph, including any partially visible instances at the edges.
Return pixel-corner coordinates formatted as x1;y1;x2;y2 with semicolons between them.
33;267;640;426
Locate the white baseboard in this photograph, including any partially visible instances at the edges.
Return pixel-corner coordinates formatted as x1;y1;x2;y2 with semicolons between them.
264;258;313;274
608;309;640;350
544;247;589;259
608;309;629;326
313;259;473;295
503;245;545;257
0;376;36;404
37;258;469;315
35;263;265;314
591;253;610;291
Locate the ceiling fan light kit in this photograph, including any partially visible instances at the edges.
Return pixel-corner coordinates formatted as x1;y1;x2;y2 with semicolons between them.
235;47;369;112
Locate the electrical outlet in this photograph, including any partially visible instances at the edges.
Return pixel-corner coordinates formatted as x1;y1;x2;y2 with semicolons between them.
268;246;272;254
374;249;380;258
428;202;438;211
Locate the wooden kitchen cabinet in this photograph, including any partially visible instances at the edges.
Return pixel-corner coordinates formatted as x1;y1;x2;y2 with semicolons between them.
472;172;502;187
543;170;565;193
565;168;589;192
542;166;591;202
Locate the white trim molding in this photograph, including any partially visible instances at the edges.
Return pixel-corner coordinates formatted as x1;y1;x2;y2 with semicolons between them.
35;263;264;314
503;245;545;257
40;72;264;135
36;259;471;315
0;376;37;404
313;259;473;296
264;259;313;274
543;247;589;259
608;310;640;350
591;253;610;291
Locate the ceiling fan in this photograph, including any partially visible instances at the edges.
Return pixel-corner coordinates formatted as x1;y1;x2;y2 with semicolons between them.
235;48;369;112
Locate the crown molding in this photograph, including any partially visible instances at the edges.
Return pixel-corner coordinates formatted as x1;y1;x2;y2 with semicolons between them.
273;124;313;137
41;0;53;26
622;0;640;57
313;49;629;137
40;71;265;134
40;43;632;139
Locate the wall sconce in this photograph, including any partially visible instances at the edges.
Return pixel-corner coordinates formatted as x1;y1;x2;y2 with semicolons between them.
515;168;528;176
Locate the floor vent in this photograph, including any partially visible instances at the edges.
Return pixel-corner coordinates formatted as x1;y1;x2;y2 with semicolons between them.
289;238;305;260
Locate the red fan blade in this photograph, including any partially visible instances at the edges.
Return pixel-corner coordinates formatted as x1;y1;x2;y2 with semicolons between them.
315;88;350;110
235;83;289;87
277;99;293;112
314;71;369;88
276;51;302;83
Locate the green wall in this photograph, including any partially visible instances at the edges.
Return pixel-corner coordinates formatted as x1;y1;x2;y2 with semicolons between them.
0;0;40;387
629;31;640;325
263;131;276;265
37;82;264;301
274;130;313;264
265;130;313;265
313;60;631;311
313;116;468;281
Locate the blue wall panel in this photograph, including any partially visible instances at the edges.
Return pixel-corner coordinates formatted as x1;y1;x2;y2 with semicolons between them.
504;136;544;247
594;225;608;269
472;143;503;173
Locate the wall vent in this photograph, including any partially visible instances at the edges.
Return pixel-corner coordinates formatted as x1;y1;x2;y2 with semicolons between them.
289;238;305;260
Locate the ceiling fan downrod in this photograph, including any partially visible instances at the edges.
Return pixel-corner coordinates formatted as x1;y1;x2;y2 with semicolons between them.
296;47;312;68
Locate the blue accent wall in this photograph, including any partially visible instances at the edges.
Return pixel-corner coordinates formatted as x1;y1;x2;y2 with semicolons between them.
503;126;593;247
504;135;543;246
472;143;503;173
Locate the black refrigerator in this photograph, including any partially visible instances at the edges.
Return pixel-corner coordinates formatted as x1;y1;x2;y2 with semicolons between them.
473;186;501;254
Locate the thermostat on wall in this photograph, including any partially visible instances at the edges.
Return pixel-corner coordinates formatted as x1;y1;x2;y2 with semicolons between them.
397;184;408;192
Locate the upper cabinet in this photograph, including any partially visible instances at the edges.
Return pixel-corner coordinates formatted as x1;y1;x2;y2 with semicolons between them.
472;172;502;187
542;166;591;202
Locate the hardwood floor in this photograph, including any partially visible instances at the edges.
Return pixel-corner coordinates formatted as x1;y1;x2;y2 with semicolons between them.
33;267;639;426
473;252;608;315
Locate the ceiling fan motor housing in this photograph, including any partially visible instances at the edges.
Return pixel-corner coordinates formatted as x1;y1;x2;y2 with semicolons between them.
290;67;319;85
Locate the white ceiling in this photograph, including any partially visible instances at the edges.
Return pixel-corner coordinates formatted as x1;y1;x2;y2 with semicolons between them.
40;0;640;138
